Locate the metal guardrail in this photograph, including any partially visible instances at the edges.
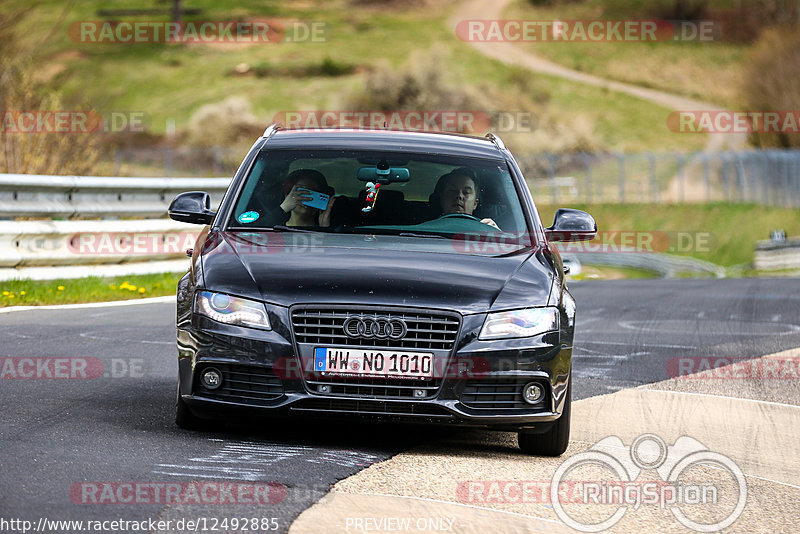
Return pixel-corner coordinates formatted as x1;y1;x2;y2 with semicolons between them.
755;238;800;271
0;174;230;218
568;251;726;278
517;149;800;206
0;220;199;268
0;172;732;281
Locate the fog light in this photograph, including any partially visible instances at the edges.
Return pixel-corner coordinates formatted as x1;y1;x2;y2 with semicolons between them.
522;383;544;404
201;368;222;390
413;389;426;398
318;384;331;394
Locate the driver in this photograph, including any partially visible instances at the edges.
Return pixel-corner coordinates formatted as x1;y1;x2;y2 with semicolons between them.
433;168;499;230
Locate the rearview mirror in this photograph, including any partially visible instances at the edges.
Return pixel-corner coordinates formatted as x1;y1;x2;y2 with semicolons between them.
545;208;596;242
168;191;216;225
357;166;410;184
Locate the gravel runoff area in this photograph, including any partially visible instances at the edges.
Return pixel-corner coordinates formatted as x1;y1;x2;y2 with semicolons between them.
290;349;800;533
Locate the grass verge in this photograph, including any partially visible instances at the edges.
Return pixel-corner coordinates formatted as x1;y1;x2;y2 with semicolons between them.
538;202;800;267
0;272;182;308
505;0;748;108
569;264;659;280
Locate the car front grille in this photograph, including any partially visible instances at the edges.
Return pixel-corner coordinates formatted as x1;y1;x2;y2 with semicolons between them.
195;364;283;405
291;307;460;351
291;306;461;399
291;398;453;418
460;379;547;410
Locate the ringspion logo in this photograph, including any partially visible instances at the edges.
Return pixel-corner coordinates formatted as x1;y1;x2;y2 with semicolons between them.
550;434;746;532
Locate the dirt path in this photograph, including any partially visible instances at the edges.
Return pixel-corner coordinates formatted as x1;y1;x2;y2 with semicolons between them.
449;0;747;159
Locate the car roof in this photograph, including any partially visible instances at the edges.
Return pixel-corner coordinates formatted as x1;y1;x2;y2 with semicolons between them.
262;128;507;160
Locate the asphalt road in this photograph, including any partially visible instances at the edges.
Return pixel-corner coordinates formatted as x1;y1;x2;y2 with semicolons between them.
1;278;799;533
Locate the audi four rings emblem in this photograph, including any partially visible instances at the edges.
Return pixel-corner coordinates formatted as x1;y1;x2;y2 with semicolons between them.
343;317;407;339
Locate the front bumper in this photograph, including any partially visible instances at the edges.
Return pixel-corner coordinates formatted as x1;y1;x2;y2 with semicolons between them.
177;305;572;432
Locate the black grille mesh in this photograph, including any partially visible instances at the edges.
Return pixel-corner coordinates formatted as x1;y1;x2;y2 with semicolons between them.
195;364;283;405
291;308;459;351
460;379;547;409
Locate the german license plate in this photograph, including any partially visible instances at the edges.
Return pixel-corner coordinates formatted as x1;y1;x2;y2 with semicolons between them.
314;348;434;379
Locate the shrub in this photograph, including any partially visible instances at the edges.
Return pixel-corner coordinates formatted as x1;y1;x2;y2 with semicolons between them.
345;49;486;115
0;11;102;175
184;96;263;148
741;24;800;148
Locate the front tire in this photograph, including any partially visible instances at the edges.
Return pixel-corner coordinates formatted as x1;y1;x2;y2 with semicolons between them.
518;375;571;456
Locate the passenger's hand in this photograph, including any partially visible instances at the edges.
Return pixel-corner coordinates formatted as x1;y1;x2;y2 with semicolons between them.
481;218;500;230
280;185;312;213
318;196;337;227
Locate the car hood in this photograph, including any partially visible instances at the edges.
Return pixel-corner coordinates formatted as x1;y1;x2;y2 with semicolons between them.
200;231;555;314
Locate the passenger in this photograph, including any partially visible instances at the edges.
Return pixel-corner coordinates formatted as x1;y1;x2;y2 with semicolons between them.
265;169;337;227
432;168;500;230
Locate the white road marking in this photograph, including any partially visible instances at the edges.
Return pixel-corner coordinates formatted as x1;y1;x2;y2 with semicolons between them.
576;340;698;350
156;439;382;481
617;319;800;335
78;331;174;345
0;295;175;314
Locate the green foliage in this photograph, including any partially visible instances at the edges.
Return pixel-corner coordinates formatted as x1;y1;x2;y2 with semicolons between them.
741;24;800;148
0;10;102;174
538;202;800;267
0;272;183;307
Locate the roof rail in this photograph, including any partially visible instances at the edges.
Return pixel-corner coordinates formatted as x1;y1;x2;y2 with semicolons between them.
262;122;283;139
485;132;506;150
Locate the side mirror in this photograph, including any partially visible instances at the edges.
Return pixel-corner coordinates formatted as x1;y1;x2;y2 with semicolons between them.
545;208;597;242
168;191;216;225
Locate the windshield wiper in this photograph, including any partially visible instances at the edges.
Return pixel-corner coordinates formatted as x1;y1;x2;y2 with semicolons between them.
398;232;447;239
271;225;321;233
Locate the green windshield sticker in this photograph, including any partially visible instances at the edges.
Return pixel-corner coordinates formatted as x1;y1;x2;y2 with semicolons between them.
238;211;260;224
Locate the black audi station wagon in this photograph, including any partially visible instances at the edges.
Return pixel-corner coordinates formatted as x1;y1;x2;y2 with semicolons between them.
169;125;596;456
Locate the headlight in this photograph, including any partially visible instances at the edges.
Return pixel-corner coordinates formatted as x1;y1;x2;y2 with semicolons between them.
479;307;559;340
195;291;271;330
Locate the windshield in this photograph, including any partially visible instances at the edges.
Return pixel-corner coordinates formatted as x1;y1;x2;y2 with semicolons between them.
227;149;533;251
